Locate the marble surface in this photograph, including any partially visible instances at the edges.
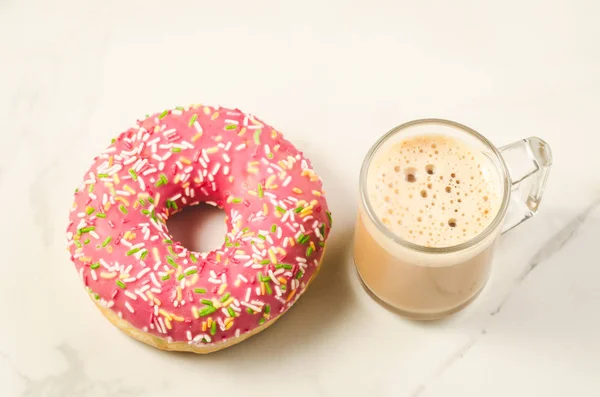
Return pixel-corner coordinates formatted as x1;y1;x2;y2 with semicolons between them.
2;0;600;396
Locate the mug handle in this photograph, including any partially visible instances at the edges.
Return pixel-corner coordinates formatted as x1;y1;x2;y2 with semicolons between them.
498;137;553;234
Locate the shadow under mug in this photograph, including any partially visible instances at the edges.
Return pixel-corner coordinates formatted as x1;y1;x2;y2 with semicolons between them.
353;119;552;320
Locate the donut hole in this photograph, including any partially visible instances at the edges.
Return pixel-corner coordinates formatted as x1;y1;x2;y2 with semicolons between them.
166;203;227;254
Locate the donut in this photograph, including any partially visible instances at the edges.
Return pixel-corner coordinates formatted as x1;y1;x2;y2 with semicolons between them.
66;105;332;353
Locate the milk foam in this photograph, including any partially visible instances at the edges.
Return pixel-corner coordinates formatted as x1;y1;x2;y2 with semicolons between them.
368;134;502;248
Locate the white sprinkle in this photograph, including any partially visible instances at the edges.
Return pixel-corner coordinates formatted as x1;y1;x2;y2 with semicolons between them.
150;272;161;288
211;163;221;175
135;290;148;301
282;175;292;187
235;143;246;151
91;269;98;281
158;317;166;334
269;270;280;285
125;291;138;300
238;274;248;283
123;156;137;165
187;330;192;341
125;301;135;313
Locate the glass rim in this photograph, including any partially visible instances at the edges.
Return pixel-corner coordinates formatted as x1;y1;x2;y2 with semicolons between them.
359;118;512;254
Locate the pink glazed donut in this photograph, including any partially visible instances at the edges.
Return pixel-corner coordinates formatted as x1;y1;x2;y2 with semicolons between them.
66;105;331;353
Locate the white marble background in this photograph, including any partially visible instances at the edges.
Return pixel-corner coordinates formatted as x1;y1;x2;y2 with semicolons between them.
1;0;600;396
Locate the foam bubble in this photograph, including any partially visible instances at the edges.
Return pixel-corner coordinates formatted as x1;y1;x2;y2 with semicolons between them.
368;134;502;247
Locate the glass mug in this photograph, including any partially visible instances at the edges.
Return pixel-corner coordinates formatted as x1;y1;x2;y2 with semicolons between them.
353;119;552;320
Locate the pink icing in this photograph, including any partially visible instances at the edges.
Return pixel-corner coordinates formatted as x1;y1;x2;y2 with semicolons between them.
66;105;331;347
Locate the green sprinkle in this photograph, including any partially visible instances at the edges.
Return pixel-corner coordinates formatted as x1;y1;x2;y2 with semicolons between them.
281;285;286;291
97;173;109;178
259;318;266;325
101;236;112;247
296;233;306;243
267;152;274;159
296;271;304;279
90;262;101;269
320;223;326;238
163;239;173;244
141;209;150;215
300;234;310;244
257;234;266;241
88;184;94;193
201;299;213;305
258;272;270;282
231;197;242;204
188;113;198;127
306;246;314;257
167;245;177;256
86;206;94;215
129;169;138;180
225;124;238;130
227;307;236;317
259;259;270;265
247;308;254;314
171;147;181;152
253;129;262;144
190;254;198;263
264;282;272;295
294;206;303;213
111;138;116;144
92;292;100;300
96;212;107;218
116;280;126;289
74;240;82;248
176;106;185;111
161;274;171;281
264;304;271;314
159;110;169;119
126;247;141;256
155;174;168;187
185;269;198;276
166;199;178;210
83;239;90;245
140;250;148;260
275;206;286;214
198;305;217;317
271;224;277;233
166;256;178;268
326;210;333;227
138;198;146;206
275;263;293;270
148;197;155;204
177;274;185;281
319;241;325;247
220;292;231;302
119;205;128;214
193;288;206;294
210;320;217;335
78;226;95;234
258;183;264;198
